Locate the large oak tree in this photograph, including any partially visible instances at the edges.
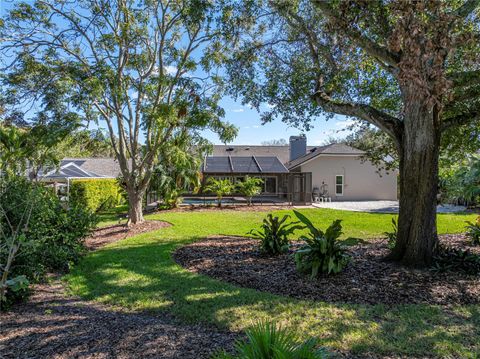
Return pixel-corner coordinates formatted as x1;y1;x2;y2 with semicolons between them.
1;0;237;224
226;0;480;266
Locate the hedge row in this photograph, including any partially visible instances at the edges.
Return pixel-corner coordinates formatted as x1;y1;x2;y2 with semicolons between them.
70;179;123;212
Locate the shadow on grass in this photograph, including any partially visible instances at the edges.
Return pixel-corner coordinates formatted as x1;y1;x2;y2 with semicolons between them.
67;238;480;357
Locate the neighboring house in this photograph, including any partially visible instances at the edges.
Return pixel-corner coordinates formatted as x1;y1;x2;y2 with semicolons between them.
204;135;398;202
38;158;121;181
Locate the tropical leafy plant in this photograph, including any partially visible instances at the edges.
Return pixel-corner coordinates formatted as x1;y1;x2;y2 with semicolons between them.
293;210;350;277
432;246;480;275
212;321;329;359
465;216;480;245
249;214;302;255
384;217;398;249
236;176;263;206
204;178;235;207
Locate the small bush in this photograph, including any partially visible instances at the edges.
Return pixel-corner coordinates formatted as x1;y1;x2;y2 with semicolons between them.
293;210;350;277
432;246;480;275
212;321;329;359
384;217;398;249
249;214;303;255
465;216;480;245
70;178;123;212
0;177;97;309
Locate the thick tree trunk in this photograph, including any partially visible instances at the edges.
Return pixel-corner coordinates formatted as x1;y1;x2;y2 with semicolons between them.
127;190;145;225
389;94;441;267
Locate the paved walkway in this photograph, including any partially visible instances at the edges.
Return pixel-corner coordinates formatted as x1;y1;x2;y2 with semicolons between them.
312;200;466;213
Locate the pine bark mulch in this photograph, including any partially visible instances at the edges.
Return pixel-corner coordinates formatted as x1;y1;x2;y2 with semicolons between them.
85;220;171;250
0;280;237;359
1;221;237;359
174;234;480;306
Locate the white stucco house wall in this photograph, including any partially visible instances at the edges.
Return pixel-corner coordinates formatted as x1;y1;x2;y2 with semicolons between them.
288;146;398;201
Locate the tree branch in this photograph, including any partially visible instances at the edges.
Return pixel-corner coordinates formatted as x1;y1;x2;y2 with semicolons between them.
448;70;480;88
441;108;480;131
311;0;400;69
312;91;403;142
452;0;480;18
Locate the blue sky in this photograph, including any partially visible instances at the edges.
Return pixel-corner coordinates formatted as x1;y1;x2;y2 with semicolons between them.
1;1;353;147
205;96;352;146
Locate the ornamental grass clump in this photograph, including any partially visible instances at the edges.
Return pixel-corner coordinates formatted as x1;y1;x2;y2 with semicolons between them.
293;210;350;277
212;321;329;359
249;214;303;255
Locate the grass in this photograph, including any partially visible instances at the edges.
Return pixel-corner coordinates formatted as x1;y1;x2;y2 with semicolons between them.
68;208;480;357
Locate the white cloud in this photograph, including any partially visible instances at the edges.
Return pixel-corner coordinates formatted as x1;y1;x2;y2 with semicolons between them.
164;65;178;75
266;103;276;109
232;108;245;113
252;125;260;128
243;126;250;129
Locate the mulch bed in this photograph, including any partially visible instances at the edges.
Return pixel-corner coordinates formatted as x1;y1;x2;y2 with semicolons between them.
85;220;170;250
0;280;237;359
174;234;480;306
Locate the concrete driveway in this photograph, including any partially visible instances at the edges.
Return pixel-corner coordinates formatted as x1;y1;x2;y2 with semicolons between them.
312;200;466;213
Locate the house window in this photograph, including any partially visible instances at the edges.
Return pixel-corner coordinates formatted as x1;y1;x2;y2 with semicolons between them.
335;175;344;196
263;177;277;194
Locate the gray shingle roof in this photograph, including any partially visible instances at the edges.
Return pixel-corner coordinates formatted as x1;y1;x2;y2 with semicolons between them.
41;163;105;180
211;145;316;165
288;143;365;169
60;158;121;178
203;156;288;174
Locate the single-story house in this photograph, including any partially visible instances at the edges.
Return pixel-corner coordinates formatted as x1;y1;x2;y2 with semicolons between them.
204;135;398;203
47;137;397;204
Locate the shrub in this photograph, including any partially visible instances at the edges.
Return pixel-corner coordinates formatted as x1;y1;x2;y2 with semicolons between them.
204;177;235;207
0;177;97;309
432;246;480;275
70;178;123;212
465;216;480;245
236;176;263;206
212;321;329;359
249;214;303;255
384;217;398;249
293;210;350;277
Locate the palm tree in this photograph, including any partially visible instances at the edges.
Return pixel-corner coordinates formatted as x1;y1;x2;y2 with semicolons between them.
236;176;263;206
204;178;234;207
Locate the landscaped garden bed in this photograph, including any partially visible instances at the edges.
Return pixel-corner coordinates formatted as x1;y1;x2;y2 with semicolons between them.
174;233;480;306
86;220;171;250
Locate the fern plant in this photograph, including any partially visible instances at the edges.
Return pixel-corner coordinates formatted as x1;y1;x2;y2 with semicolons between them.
466;216;480;245
293;210;350;277
212;321;329;359
249;214;302;255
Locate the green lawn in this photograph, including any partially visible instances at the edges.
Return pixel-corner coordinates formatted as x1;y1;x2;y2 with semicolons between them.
67;208;479;357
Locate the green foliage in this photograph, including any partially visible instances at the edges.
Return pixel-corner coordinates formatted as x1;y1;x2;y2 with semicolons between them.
204;177;235;207
213;321;329;359
432;246;480;275
149;135;205;209
384;217;398;249
0;177;97;308
249;214;302;255
465;216;480;245
236;176;263;205
70;179;123;212
439;155;480;206
293;211;350;277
